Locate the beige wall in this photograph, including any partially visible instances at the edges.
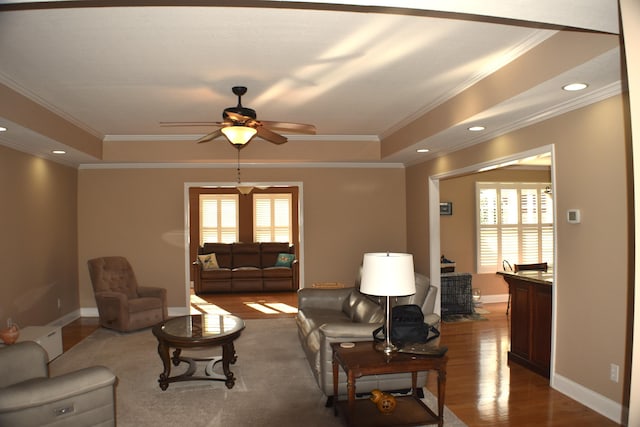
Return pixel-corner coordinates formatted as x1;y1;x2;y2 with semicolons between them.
407;94;629;404
440;168;551;298
0;145;79;328
77;166;407;309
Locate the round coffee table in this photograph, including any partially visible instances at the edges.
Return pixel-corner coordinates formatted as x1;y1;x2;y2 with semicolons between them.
152;314;245;390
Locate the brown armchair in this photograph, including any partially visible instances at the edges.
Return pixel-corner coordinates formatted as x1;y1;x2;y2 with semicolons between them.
88;256;168;332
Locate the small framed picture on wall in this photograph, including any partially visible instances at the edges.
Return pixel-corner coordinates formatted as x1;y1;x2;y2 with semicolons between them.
440;202;453;215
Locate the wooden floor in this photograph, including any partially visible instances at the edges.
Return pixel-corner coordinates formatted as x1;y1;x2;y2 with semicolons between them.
61;295;618;426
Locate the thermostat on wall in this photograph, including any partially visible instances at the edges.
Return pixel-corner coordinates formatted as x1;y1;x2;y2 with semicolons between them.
567;209;581;224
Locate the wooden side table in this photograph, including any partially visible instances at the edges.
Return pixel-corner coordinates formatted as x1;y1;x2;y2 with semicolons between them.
331;341;448;427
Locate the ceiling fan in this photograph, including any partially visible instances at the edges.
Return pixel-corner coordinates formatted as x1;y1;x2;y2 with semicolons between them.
160;86;316;148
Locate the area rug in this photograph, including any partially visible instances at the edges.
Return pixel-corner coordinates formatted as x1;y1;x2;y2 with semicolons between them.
442;307;489;323
50;318;467;427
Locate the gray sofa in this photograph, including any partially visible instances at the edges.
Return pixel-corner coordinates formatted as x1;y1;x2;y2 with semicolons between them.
296;271;440;402
0;341;117;427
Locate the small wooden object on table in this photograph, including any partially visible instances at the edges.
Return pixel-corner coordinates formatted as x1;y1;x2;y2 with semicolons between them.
332;341;448;427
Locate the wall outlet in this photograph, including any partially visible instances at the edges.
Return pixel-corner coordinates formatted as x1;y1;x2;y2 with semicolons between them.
610;363;619;383
6;318;12;328
57;298;61;309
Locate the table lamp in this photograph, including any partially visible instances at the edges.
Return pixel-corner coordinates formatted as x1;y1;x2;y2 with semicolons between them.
360;252;416;355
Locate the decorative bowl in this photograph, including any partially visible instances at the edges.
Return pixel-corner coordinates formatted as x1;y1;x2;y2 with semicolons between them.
0;324;20;345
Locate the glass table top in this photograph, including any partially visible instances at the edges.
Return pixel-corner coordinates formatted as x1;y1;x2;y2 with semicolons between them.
159;314;244;340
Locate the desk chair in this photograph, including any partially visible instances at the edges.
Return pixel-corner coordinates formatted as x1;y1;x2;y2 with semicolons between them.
506;262;548;315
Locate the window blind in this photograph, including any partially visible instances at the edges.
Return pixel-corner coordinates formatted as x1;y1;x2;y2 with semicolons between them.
254;193;292;243
199;194;239;244
476;182;553;273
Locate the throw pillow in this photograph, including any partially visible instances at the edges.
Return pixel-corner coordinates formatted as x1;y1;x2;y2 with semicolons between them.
275;253;295;267
198;253;219;270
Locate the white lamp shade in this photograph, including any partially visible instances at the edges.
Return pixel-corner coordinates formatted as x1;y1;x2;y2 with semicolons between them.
360;252;416;297
221;125;257;145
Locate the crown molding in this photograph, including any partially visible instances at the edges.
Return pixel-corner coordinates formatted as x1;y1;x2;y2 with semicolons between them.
381;29;556;138
102;134;380;142
443;80;622;154
0;71;102;139
78;161;405;170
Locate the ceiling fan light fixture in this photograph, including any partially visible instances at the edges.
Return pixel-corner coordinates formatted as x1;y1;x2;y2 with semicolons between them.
237;186;254;195
221;125;257;146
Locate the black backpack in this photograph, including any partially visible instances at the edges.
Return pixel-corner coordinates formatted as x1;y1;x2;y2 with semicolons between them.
373;304;440;347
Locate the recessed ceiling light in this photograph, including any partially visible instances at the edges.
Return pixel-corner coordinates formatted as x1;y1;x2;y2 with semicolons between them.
416;148;430;153
0;126;7;132
468;126;485;132
52;150;66;155
563;83;588;91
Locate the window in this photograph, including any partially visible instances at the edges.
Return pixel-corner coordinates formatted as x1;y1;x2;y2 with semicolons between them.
253;193;292;243
476;182;553;273
199;194;239;244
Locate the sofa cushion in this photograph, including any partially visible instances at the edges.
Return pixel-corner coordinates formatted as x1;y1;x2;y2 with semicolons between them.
297;309;345;342
352;296;384;323
275;253;295;267
341;290;383;323
127;297;163;312
200;243;232;268
262;266;293;278
200;268;232;279
232;266;262;278
197;253;219;270
232;243;261;267
260;242;292;267
341;291;359;319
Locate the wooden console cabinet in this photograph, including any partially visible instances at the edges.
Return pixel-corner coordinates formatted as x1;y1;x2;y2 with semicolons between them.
498;271;552;378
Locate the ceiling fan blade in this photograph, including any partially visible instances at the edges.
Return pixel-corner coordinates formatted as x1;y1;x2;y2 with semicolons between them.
260;121;317;134
196;129;224;143
159;121;223;127
225;111;253;124
255;126;288;144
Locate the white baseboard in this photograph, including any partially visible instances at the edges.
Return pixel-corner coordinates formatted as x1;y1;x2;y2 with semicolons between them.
552;373;624;424
79;307;189;318
79;307;99;317
48;309;82;327
478;293;509;304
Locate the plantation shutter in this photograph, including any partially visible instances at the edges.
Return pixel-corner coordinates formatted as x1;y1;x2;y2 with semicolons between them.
199;194;239;244
476;183;553;273
254;193;292;243
478;188;499;270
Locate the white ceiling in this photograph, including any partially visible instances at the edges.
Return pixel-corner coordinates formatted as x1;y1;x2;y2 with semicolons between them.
0;1;622;167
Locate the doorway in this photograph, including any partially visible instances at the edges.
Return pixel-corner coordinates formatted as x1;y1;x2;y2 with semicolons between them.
427;145;557;376
182;181;305;310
